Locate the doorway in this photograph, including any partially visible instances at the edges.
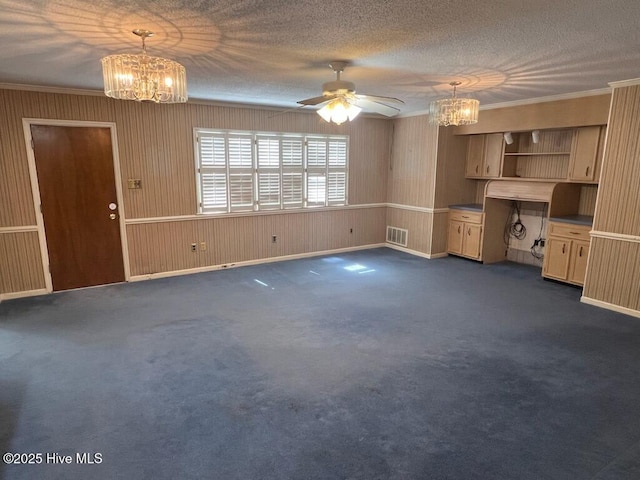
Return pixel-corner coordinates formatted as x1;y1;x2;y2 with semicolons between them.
27;122;126;291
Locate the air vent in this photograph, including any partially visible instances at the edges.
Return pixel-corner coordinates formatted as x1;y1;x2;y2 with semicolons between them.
386;226;408;247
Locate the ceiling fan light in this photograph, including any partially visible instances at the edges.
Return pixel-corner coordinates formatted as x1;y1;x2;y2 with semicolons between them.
429;82;479;127
347;103;362;121
317;103;334;122
101;30;187;104
317;98;362;125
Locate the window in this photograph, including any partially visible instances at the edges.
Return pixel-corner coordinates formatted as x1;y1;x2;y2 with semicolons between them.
195;130;348;214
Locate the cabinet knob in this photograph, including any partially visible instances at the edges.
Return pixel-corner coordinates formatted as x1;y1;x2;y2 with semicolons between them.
562;244;566;254
486;165;490;173
467;228;471;236
475;165;479;173
458;225;461;234
585;166;590;176
579;246;583;257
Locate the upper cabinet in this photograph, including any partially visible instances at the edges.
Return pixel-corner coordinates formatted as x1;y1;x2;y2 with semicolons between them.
465;133;503;179
464;126;606;184
568;126;603;183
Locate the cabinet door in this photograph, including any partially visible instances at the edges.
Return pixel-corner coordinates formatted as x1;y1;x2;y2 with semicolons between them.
568;240;590;285
569;126;600;182
466;135;485;178
483;133;504;178
448;220;464;255
462;223;482;259
542;237;571;280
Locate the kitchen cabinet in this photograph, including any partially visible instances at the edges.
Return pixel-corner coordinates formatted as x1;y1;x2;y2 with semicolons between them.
568;126;602;183
465;134;503;179
448;208;484;260
542;221;591;286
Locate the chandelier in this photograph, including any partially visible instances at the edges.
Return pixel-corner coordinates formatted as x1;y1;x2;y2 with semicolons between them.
317;97;362;125
429;81;479;126
101;29;187;103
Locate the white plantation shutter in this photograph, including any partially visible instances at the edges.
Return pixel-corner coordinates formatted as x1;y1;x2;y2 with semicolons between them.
227;135;254;211
256;136;282;210
306;138;327;207
195;129;347;214
281;138;304;208
197;133;227;212
327;139;347;205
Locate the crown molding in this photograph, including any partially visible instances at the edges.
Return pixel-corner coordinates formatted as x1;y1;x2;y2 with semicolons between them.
397;87;612;119
608;78;640;88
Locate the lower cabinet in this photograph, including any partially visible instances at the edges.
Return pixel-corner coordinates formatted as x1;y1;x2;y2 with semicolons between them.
448;209;483;261
542;222;591;286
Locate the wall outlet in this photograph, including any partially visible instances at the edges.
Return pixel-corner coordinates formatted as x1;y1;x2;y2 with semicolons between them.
349;228;353;233
191;243;197;252
200;242;207;251
272;235;277;243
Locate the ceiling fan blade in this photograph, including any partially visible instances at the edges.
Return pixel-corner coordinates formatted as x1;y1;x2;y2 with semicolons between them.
355;93;404;105
353;98;401;117
297;95;335;106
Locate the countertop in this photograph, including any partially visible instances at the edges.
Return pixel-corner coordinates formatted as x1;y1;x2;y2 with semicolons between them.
549;214;594;226
449;203;483;212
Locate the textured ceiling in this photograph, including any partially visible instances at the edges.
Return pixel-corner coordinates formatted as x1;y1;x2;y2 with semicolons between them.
1;0;639;115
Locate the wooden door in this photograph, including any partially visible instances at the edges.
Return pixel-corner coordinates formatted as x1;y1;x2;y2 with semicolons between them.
448;220;464;255
483;133;504;178
465;135;485;178
542;237;570;280
568;126;600;182
568;240;590;285
462;223;482;259
31;125;125;291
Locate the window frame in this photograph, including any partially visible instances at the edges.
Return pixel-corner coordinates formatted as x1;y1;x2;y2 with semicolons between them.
194;129;349;215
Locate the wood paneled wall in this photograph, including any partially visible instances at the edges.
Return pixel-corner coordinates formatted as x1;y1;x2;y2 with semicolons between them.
1;87;392;294
584;83;640;316
454;94;611;135
0;231;45;293
387;116;437;208
386;208;433;255
584;237;640;312
127;207;386;276
114;101;391;218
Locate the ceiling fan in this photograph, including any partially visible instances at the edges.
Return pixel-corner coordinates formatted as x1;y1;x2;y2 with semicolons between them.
298;61;404;124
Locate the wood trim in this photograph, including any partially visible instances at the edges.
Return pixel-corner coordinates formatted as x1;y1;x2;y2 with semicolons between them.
387;203;448;214
590;230;640;244
385;243;448;259
608;78;640;88
125;203;388;225
580;296;640;319
453;94;611;134
129;243;386;281
0;288;49;302
0;225;38;233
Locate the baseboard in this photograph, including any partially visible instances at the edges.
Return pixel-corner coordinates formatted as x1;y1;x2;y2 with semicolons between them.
129;243;387;282
385;243;448;259
0;288;49;302
581;296;640;319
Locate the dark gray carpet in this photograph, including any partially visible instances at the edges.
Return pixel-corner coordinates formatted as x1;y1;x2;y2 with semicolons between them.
1;248;640;479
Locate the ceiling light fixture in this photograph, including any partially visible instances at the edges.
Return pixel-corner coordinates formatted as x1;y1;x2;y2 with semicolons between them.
429;81;479;127
101;29;187;103
317;97;362;125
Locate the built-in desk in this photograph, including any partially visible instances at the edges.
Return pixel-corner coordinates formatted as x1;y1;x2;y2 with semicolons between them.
481;180;584;264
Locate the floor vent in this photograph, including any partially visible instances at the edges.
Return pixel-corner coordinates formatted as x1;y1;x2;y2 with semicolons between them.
386;226;408;247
